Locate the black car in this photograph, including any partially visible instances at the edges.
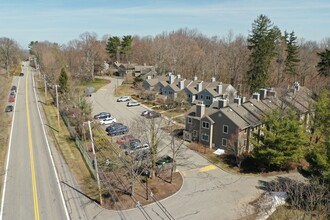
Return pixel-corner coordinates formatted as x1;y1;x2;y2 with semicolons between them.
11;86;17;93
145;111;161;118
5;105;14;112
105;123;123;132
19;72;24;76
107;124;129;136
93;112;111;119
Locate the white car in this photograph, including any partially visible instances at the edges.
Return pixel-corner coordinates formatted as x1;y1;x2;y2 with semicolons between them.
117;96;130;102
99;117;117;125
127;101;140;107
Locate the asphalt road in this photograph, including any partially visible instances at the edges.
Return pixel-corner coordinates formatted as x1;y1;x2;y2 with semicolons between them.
0;65;68;220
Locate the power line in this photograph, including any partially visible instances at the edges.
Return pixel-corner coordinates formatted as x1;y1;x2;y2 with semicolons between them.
93;124;175;220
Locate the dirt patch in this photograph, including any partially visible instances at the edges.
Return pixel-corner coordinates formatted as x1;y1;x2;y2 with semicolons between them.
102;172;183;210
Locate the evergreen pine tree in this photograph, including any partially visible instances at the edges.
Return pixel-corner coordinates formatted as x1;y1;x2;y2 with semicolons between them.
58;67;69;94
247;14;281;92
121;35;133;63
299;90;330;186
316;49;330;77
252;109;307;171
285;31;300;79
106;36;121;61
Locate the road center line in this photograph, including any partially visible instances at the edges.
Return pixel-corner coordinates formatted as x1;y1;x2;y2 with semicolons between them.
26;70;40;220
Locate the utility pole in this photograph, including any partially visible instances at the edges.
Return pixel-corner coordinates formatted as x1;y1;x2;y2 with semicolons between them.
87;121;102;205
43;74;47;98
55;85;60;129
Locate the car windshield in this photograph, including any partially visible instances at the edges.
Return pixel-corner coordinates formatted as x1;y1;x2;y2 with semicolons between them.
129;140;141;150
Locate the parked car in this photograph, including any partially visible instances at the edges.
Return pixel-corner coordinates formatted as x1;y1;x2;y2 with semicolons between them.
156;155;173;166
11;86;17;93
10;91;16;97
117;96;130;102
145;111;161;118
5;105;14;112
124;139;150;156
116;134;135;144
141;110;149;116
105;123;123;132
127;101;140;107
19;72;24;76
107;124;129;136
93;112;111;119
99;117;117;125
8;96;15;103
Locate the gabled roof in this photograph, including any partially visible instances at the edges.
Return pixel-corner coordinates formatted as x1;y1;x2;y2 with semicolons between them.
167;84;181;92
158;80;168;87
204;87;221;97
249;99;273;114
242;101;266;120
145;79;159;87
186;105;219;119
229;103;260;127
217;107;250;129
273;85;314;114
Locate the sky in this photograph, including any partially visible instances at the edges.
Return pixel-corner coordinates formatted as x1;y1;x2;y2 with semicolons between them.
1;0;329;49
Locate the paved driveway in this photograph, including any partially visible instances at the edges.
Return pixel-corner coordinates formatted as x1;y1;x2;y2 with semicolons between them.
82;77;302;220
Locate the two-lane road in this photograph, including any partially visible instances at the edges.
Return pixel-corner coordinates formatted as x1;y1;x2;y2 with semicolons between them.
0;65;68;220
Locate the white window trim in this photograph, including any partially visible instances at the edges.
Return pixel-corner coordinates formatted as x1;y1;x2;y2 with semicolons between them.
222;138;227;147
201;133;209;141
193;130;197;137
202;121;210;129
188;117;192;124
223;125;228;134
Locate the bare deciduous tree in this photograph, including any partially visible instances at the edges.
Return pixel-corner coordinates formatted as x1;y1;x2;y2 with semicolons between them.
0;37;21;77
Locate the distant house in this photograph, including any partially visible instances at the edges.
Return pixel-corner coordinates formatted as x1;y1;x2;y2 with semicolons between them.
184;82;315;154
143;74;237;105
112;61;157;78
197;82;237;107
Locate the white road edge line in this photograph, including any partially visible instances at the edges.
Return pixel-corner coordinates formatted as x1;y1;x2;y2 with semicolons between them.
31;70;70;219
0;76;21;220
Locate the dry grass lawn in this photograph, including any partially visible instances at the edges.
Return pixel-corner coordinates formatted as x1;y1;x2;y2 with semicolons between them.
36;78;99;201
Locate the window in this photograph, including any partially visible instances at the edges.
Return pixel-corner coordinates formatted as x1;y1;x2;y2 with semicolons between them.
202;121;210;129
223;125;228;134
206;95;211;100
243;139;247;146
200;95;203;99
188;117;192;124
222;138;227;147
201;133;209;141
188;94;191;98
192;130;197;137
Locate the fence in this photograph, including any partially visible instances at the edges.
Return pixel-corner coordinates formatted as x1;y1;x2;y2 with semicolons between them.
61;112;96;177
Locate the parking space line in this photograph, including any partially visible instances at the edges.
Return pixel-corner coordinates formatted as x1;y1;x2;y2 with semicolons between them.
181;164;217;176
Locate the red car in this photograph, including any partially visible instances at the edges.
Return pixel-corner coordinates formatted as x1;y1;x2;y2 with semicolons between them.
116;135;135;144
8;95;15;103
